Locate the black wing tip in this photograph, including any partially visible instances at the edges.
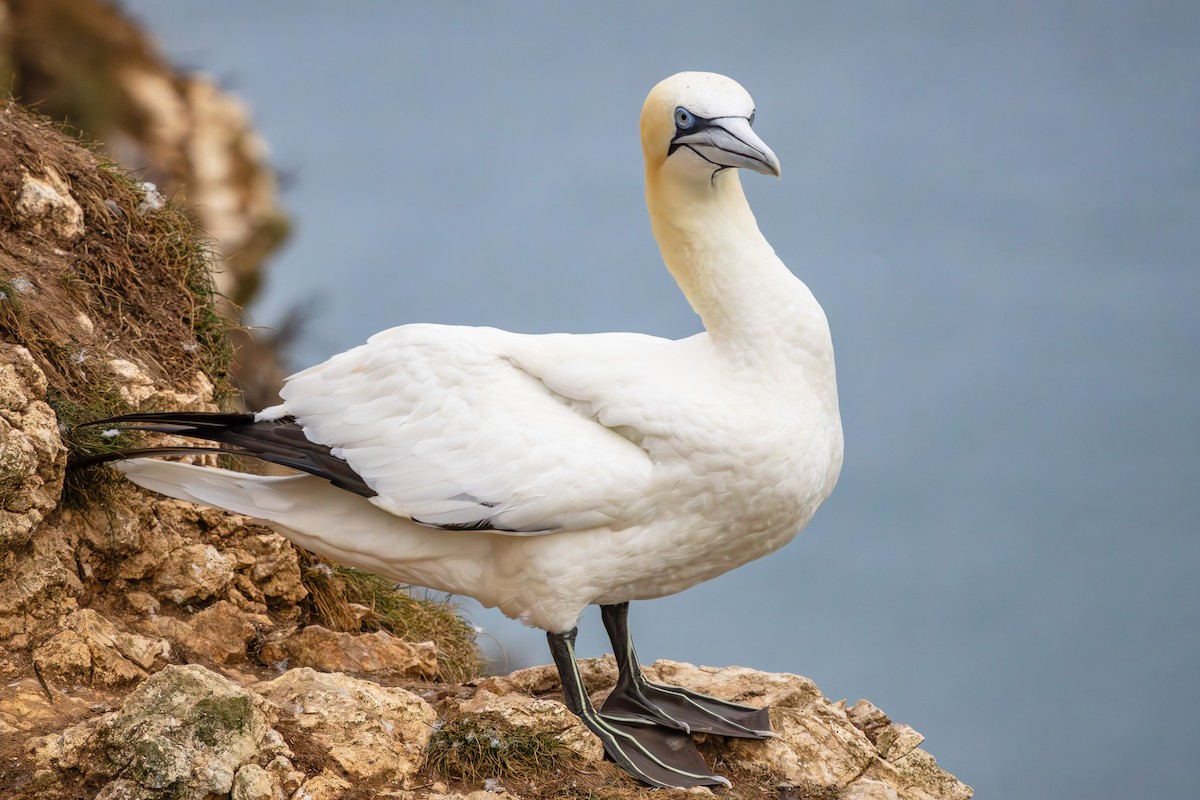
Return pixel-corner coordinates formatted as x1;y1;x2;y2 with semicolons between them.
71;411;376;499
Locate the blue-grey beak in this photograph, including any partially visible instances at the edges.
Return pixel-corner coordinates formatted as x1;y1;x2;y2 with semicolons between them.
672;116;781;177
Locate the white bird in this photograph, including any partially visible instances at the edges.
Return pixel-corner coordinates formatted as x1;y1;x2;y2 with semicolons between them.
83;72;843;788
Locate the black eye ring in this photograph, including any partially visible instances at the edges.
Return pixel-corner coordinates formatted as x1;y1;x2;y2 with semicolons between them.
675;107;695;130
748;110;756;126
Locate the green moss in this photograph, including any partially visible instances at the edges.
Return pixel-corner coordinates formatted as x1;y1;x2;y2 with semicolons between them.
425;716;582;783
192;695;254;747
123;736;185;792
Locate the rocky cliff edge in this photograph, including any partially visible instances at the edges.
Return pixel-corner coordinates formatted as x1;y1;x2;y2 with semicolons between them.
0;100;971;800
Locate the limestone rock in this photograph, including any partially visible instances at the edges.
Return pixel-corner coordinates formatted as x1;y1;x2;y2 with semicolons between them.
105;359;216;412
241;531;307;602
0;678;95;738
14;167;84;241
260;625;438;679
644;659;830;710
0;344;66;551
847;699;928;762
189;600;269;662
474;660;970;798
840;777;903;800
151;543;235;604
263;754;305;797
151;600;267;665
124;591;160;616
32;664;278;800
257;667;435;783
0;522;81;643
860;751;974;800
231;763;280;800
638;662;874;792
31;608;166;688
293;770;352;800
474;654;618;697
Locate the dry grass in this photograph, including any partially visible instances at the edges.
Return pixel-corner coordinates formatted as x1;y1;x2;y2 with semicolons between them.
425;716;584;783
297;550;484;683
0;98;235;505
0;101;234;394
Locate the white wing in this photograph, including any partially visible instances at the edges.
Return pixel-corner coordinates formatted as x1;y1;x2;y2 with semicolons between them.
279;324;659;533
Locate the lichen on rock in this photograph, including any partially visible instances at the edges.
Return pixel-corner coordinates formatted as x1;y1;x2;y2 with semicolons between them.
31;664;278;800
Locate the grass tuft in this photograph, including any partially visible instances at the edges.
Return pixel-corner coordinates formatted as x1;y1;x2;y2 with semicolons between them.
297;550;484;683
0;98;239;505
47;383;133;508
425;716;582;783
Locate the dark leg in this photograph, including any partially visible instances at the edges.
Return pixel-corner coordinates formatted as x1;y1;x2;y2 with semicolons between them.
598;602;772;738
547;627;729;789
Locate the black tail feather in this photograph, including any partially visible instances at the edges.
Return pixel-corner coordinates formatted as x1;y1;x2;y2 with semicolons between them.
75;412;376;498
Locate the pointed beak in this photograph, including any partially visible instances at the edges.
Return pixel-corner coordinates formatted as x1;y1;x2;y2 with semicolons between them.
672;116;781;177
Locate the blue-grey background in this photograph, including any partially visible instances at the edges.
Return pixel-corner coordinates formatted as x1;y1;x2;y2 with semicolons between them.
119;2;1200;798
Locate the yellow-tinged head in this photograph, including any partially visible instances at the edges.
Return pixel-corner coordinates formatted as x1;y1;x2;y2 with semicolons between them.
640;72;781;184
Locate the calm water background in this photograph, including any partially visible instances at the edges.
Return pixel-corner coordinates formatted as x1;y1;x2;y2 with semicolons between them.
118;2;1200;797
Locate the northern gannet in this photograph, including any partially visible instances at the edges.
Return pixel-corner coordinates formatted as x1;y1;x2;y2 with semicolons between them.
82;72;843;788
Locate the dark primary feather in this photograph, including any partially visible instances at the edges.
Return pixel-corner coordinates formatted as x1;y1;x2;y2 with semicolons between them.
75;412;377;498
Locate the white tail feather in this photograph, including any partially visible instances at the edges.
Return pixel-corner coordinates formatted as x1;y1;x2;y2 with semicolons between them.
110;458;492;595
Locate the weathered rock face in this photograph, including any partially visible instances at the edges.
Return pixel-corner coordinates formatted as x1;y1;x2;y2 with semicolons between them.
0;349;78;654
12;168;84;242
0;344;66;551
256;667;436;784
260;625;438;679
31;665;280;800
32;609;168;689
18;657;970;799
474;658;972;799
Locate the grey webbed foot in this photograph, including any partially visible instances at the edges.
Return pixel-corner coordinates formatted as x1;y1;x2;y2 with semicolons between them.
600;601;772;739
547;627;730;789
601;674;772;738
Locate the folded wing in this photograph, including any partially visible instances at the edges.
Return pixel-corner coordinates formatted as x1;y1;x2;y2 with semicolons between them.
281;324;655;534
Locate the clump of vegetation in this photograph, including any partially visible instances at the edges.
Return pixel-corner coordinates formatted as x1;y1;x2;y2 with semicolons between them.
47;383;132;508
425;716;582;783
0;99;235;505
298;550;484;683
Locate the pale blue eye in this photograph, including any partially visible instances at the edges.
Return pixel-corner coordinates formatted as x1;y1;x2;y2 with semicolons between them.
674;107;695;130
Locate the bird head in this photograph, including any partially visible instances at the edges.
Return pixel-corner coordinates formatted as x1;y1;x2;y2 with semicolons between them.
640;72;781;186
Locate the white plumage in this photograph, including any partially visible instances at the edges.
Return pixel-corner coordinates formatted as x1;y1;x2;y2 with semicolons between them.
106;71;844;787
114;73;843;637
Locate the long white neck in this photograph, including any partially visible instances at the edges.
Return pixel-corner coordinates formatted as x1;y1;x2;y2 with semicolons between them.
646;166;835;378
